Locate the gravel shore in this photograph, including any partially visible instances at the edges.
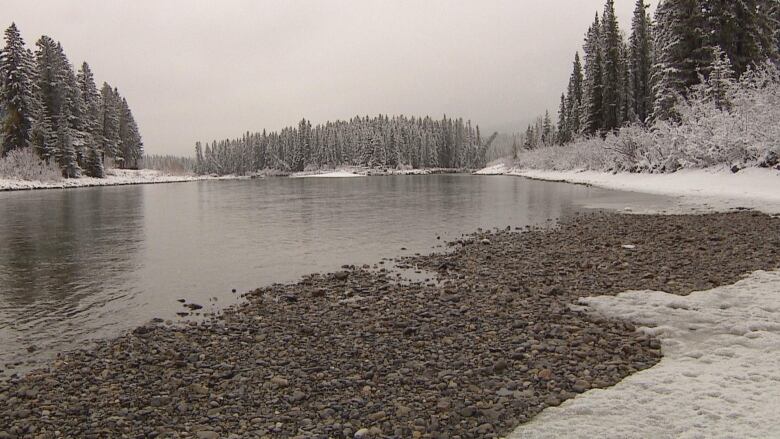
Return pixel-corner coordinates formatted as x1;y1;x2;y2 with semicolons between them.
1;211;778;439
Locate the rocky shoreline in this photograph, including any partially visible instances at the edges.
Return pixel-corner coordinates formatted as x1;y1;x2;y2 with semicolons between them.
1;211;778;438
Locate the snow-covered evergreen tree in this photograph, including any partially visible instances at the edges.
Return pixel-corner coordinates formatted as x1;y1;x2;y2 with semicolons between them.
566;52;584;137
557;93;568;144
35;35;81;176
0;23;38;156
118;97;143;169
600;0;625;132
652;0;710;120
100;83;121;164
77;62;104;177
704;46;736;110
706;0;779;78
629;0;654;124
582;14;604;136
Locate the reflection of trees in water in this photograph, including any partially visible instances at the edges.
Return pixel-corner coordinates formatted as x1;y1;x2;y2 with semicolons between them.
0;187;145;309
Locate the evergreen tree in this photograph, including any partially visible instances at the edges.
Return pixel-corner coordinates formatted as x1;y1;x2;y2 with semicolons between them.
652;0;710;120
706;0;779;77
566;52;584;137
582;14;604;135
35;35;80;176
0;23;38;156
557;93;568;144
620;41;634;123
629;0;654;123
100;82;120;163
601;0;624;132
77;62;104;177
117;97;142;169
541;111;553;146
704;46;736;110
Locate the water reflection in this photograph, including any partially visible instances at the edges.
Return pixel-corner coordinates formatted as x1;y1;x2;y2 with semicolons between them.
0;187;145;370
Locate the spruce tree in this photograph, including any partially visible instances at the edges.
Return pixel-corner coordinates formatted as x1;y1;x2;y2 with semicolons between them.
100;82;120;164
541;111;553;146
0;23;38;156
118;97;142;169
601;0;624;132
704;46;736;111
582;14;604;135
706;0;779;77
557;93;568;144
652;0;710;120
77;62;104;177
629;0;654;123
566;52;584;136
35;35;80;176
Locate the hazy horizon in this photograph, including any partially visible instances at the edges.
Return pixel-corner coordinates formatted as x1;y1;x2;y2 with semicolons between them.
3;0;656;156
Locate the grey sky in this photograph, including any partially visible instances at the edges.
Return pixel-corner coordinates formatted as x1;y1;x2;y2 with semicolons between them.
3;0;655;156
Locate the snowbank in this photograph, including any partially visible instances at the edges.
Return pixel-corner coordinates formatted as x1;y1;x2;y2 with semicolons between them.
474;163;511;175
291;170;364;178
511;269;780;439
290;167;465;178
0;169;228;191
477;165;780;214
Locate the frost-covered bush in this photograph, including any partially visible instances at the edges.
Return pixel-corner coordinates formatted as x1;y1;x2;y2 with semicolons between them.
0;148;62;181
514;137;610;171
516;61;780;173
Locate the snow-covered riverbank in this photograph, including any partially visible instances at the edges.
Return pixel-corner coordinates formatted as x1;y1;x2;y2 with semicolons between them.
289;167;466;178
475;162;780;438
511;269;780;439
0;169;239;192
477;163;780;214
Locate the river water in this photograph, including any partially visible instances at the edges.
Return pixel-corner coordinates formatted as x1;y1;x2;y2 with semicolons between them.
0;175;670;376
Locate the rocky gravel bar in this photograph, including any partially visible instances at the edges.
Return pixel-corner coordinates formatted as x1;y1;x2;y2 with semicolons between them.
1;211;779;439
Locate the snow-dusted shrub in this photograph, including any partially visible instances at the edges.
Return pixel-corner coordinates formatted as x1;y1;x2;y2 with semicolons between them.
515;137;611;171
515;61;780;173
0;148;62;181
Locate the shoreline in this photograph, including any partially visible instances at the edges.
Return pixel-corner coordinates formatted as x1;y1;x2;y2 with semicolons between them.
0;168;470;193
476;163;780;214
1;211;778;438
0;169;246;193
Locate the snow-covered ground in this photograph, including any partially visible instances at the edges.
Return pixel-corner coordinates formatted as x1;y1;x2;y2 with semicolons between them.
290;167;464;178
0;169;236;191
291;169;364;178
511;269;780;439
479;162;780;438
477;164;780;214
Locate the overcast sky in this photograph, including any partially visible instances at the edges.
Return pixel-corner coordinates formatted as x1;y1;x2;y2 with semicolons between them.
3;0;656;156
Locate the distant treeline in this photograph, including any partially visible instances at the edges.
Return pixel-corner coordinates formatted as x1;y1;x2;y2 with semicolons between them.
195;115;495;176
0;23;143;178
140;154;195;175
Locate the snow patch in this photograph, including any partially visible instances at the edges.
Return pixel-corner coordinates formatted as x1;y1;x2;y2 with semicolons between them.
0;169;230;191
476;166;780;214
510;270;780;439
473;163;510;175
292;170;364;178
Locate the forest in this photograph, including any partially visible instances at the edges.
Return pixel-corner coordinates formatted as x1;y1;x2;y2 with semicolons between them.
194;115;494;176
515;0;780;172
0;23;143;179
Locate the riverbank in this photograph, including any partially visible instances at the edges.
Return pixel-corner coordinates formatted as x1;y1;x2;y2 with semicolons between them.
0;169;240;192
476;163;780;214
287;167;469;178
1;211;778;438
